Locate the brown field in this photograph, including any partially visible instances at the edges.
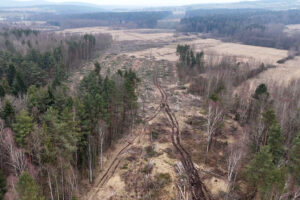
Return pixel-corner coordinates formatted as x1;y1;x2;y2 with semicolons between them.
248;56;300;88
285;24;300;35
62;27;288;65
61;27;175;41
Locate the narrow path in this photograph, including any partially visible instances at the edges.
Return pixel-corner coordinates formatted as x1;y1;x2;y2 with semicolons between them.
153;74;212;200
87;141;133;200
85;82;165;199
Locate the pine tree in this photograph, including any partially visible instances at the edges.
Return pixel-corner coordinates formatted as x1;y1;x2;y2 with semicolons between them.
289;132;300;185
59;108;79;160
52;64;67;88
1;99;15;126
247;146;285;197
53;47;63;63
13;72;27;96
0;80;9;96
94;62;101;75
16;172;45;200
267;122;284;165
13;109;34;147
39;51;55;70
42;107;79;162
124;69;139;110
0;84;5;99
262;109;277;129
7;64;16;86
253;83;269;99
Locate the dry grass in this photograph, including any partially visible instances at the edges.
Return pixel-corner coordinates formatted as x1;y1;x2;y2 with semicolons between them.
69;26;300;199
285;24;300;35
61;27;174;42
61;26;289;65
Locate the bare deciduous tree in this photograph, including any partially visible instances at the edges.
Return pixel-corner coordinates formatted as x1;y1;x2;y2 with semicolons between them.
279;188;300;200
226;146;243;200
0;128;27;176
206;100;224;156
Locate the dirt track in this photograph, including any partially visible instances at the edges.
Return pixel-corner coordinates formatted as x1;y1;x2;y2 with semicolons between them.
68;26;300;199
154;73;212;200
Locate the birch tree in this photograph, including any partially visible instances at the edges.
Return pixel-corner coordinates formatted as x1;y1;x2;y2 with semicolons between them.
226;147;242;199
206;100;224;156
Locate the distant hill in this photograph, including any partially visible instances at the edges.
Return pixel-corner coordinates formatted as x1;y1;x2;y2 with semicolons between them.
0;0;107;14
1;0;299;17
1;0;49;7
184;0;300;11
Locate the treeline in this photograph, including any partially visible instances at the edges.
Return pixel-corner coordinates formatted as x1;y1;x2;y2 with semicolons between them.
176;44;300;199
178;9;300;50
0;28;112;98
185;9;300;24
0;30;140;199
0;28;112;67
30;11;171;29
176;44;275;89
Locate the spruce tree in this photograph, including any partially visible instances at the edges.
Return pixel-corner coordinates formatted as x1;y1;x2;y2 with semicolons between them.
94;62;101;75
289;132;300;185
247;146;285;197
7;64;16;86
13;72;27;96
0;84;5;99
1;99;15;126
267;122;284;165
253;83;269;99
12;109;34;147
16;172;44;200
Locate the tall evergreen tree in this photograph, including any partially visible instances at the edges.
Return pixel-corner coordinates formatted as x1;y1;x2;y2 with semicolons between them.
42;107;79;163
267;122;284;165
12;109;34;147
289;132;300;185
13;72;27;96
7;64;16;86
16;172;45;200
1;99;15;126
253;83;269;100
0;84;5;99
94;62;101;75
247;146;285;198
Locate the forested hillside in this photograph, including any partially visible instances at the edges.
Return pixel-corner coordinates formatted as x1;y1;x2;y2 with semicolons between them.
30;11;171;29
0;28;141;199
178;9;300;50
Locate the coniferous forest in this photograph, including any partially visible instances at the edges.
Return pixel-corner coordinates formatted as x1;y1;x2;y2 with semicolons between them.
0;28;140;199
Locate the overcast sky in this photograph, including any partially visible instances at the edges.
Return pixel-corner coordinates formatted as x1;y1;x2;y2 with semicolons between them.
24;0;254;7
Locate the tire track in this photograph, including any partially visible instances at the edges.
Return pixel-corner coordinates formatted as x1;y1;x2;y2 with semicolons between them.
153;74;212;200
87;80;164;200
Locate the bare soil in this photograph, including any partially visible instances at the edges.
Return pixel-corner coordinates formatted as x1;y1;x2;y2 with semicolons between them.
64;26;299;199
